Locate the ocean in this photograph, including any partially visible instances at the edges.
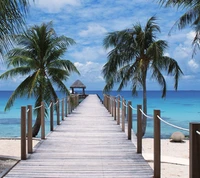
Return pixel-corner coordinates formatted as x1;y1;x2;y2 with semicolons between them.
0;90;200;138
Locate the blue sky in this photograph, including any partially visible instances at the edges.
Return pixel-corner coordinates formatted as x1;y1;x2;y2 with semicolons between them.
0;0;199;91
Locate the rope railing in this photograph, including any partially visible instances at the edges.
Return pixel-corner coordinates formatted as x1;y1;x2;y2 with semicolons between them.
157;115;189;132
139;109;153;119
196;131;200;135
47;102;52;109
123;102;128;107
129;105;137;111
33;105;42;110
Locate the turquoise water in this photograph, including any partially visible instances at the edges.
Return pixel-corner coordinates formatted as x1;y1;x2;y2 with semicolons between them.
0;90;200;138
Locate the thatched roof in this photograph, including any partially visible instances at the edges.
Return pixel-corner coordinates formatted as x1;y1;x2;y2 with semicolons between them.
70;80;86;88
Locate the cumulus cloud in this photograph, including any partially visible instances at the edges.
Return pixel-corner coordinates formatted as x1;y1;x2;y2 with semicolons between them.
33;0;81;13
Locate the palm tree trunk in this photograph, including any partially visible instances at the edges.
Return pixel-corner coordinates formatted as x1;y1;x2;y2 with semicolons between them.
32;116;41;137
142;69;147;136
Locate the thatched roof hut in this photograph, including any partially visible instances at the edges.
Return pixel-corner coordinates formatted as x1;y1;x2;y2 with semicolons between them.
70;80;86;94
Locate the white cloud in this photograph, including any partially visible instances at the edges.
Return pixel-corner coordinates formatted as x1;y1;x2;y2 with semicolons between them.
33;0;81;13
74;61;104;82
70;46;106;62
188;59;199;72
79;24;107;37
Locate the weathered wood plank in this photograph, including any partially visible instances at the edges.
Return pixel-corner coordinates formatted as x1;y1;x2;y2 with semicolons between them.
5;95;153;178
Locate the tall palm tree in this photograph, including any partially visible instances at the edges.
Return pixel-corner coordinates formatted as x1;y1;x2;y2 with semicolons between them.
0;22;80;136
0;0;30;57
102;16;183;136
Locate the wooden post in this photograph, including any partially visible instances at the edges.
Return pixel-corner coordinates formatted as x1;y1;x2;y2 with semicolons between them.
62;99;64;121
65;97;68;117
114;97;117;120
122;98;125;132
189;123;200;178
103;95;106;107
50;101;54;131
109;96;111;114
111;97;113;116
127;101;132;140
154;110;161;178
117;96;120;125
124;99;127;120
27;105;32;154
137;105;142;154
57;98;60;125
41;101;45;139
68;97;71;114
77;95;79;107
21;106;26;160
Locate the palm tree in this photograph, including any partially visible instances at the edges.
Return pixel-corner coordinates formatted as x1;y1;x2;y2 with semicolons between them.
102;16;183;136
0;0;30;57
0;22;80;136
157;0;199;30
157;0;200;55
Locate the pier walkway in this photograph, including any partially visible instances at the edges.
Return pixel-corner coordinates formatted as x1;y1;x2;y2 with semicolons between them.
5;95;153;178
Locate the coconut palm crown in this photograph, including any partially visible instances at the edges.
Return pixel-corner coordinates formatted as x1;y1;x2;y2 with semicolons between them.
0;22;80;136
102;16;183;136
0;0;30;56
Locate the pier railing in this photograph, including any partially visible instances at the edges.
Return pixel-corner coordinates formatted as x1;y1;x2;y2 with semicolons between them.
103;94;200;178
20;94;80;160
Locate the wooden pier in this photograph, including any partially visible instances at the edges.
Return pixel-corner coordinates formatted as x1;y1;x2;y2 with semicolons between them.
5;95;153;178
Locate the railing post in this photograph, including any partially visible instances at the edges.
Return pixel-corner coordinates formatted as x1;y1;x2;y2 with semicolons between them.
109;96;111;114
122;98;125;132
77;95;79;107
189;123;200;178
62;98;64;121
27;105;32;154
137;105;142;154
111;97;113;116
65;97;68;117
41;101;45;139
57;98;60;125
68;97;71;114
154;110;161;178
117;96;120;125
71;95;74;112
50;101;54;131
127;101;132;140
21;106;26;160
114;97;117;120
124;99;127;120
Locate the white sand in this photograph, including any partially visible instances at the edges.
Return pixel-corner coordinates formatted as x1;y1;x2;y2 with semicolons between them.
142;138;189;178
0;138;40;159
0;138;189;177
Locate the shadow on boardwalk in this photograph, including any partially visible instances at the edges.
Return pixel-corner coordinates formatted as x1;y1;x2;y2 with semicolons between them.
5;95;153;178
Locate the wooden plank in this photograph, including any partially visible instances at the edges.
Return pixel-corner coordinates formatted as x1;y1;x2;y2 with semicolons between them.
5;95;153;178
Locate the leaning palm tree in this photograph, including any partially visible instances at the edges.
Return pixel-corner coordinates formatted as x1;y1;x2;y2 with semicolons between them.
102;16;183;136
0;0;30;57
0;22;80;136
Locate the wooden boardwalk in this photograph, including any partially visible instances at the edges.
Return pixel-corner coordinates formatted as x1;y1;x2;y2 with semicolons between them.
5;95;153;178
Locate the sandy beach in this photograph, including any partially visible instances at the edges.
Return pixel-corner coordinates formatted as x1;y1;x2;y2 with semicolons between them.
0;138;189;177
0;138;40;177
142;138;189;178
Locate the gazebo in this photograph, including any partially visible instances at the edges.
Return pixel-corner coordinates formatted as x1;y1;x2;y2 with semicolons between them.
70;80;86;95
